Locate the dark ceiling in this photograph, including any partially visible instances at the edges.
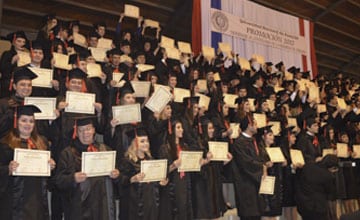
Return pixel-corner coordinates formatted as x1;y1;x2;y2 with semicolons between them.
1;0;359;79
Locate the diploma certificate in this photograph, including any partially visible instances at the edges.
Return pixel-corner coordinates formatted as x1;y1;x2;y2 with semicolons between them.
53;52;72;70
322;149;335;157
97;38;113;49
140;159;168;182
223;93;238;108
161;36;175;48
131;81;151;97
230;123;240;139
136;64;155;72
146;87;172;113
73;33;87;48
65;91;95;114
24;97;56;120
177;41;192;54
337;143;349;158
13;148;50;176
124;4;140;18
112;72;125;87
173;88;190;103
266;147;285;163
89;47;108;62
353;145;360;159
86;63;102;78
238;57;251;70
29;67;53;88
290;149;305;166
17;51;31;66
196;79;207;93
81;151;116;177
208;142;229;161
112;103;141;125
178;151;203;172
253;113;267;129
195;93;210;110
259;176;275;195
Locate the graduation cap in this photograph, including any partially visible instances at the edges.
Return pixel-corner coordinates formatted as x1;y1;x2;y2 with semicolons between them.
11;67;38;89
235;97;248;105
275;61;284;70
301;71;310;79
287;66;300;74
305;117;317;128
68;68;88;80
72;115;97;139
88;30;100;39
265;62;273;66
257;125;273;135
108;48;122;56
134;50;146;59
126;126;148;141
183;96;200;109
14;105;41;128
7;31;28;42
282;126;297;135
121;40;131;47
30;40;43;50
42;13;56;24
93;21;106;29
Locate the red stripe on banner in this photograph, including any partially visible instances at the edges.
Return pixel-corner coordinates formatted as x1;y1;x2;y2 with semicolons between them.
309;21;318;79
192;0;202;55
299;18;308;72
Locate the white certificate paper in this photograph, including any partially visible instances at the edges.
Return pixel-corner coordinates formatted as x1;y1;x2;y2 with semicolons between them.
89;47;108;63
112;103;141;125
81;151;116;177
353;145;360;159
178;151;203;172
28;67;53;88
112;72;125;87
17;51;31;66
24;97;56;120
290;149;305;166
86;63;102;78
140;159;168;182
65;91;95;114
53;52;72;70
13;148;50;176
173;88;190;103
208;142;229;161
131;81;151;97
230;123;240;139
259;176;276;195
145;86;172;113
266;147;286;163
337;143;349;158
97;38;113;49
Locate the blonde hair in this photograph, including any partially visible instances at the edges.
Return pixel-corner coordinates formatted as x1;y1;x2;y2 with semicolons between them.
1;129;47;150
125;137;152;162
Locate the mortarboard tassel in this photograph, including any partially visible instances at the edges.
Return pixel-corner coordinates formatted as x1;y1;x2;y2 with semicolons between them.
81;80;87;93
13;107;17;128
187;99;191;109
27;138;36;149
72;120;77;139
9;73;14;91
303;120;306;130
198;116;203;134
287;131;291;143
168;119;172;134
116;89;121;105
218;103;221;113
30;41;34;60
12;33;16;44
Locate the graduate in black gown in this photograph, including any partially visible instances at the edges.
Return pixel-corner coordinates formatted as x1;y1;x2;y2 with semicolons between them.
191;119;233;219
118;127;167;220
0;105;56;220
55;116;120;220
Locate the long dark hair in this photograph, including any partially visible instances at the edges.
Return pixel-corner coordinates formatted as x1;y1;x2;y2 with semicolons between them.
167;120;185;161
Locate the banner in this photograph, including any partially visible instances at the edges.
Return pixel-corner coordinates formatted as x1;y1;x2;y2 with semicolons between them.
210;8;307;55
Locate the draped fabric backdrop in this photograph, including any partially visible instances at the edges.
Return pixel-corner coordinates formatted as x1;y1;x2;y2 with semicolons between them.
192;0;318;78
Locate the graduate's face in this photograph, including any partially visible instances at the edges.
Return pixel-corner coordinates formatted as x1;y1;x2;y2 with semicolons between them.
13;38;26;51
192;70;199;79
222;104;229;116
150;75;158;85
161;105;172;119
175;122;183;138
264;132;274;145
88;37;98;48
121;45;131;55
221;84;228;94
261;101;269;112
168;76;177;88
136;136;149;153
307;123;319;134
289;133;296;145
112;55;121;66
238;88;247;97
243;101;250;113
122;93;136;105
72;25;79;33
14;79;32;98
329;129;334;140
97;26;105;37
192;104;199;117
340;134;349;144
144;42;151;52
77;124;95;145
78;61;87;72
17;115;35;138
136;55;146;64
207;122;215;139
67;78;83;92
31;49;44;64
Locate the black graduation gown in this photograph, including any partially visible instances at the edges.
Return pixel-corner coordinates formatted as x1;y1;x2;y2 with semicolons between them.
0;47;17;98
258;142;283;216
55;140;117;220
231;133;265;217
0;95;23;139
295;131;321;164
280;139;297;207
158;143;193;220
191;140;226;219
0;141;49;220
147;116;169;158
295;162;336;220
118;156;160;220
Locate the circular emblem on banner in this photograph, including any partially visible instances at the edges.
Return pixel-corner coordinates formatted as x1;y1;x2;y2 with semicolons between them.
211;11;229;32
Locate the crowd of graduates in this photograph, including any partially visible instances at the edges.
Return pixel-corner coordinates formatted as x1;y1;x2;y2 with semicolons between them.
0;9;360;220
